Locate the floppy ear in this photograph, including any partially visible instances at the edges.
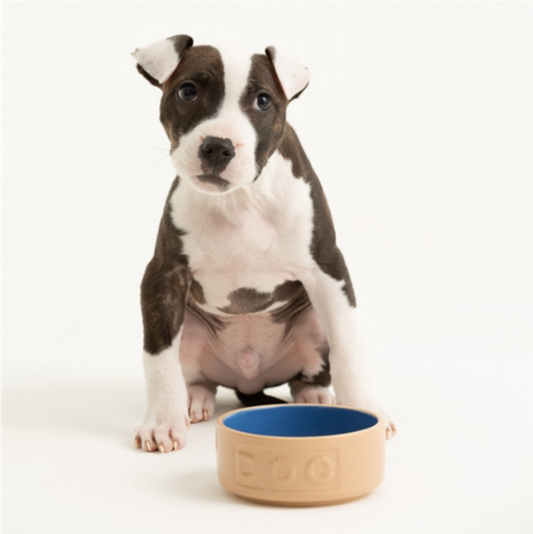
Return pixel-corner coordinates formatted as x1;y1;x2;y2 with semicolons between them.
133;34;193;87
265;46;311;101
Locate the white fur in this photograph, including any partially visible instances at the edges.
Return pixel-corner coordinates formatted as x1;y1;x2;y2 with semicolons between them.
133;38;182;84
298;270;377;408
135;330;190;452
171;151;315;312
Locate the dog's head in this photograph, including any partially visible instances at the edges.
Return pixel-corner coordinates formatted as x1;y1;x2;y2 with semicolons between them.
133;35;310;194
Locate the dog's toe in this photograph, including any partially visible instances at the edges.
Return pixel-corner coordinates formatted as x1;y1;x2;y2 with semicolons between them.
154;425;178;453
134;412;189;453
188;385;216;423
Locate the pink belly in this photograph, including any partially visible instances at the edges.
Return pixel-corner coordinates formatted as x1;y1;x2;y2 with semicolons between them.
179;307;327;393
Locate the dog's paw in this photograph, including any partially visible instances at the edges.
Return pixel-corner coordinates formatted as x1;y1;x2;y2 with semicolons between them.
187;384;216;423
134;411;190;453
293;385;336;405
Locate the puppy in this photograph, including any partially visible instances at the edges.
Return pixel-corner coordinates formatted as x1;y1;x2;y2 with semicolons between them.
132;35;395;452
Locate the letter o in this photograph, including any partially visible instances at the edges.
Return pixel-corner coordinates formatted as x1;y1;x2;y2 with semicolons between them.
306;455;334;485
269;457;296;485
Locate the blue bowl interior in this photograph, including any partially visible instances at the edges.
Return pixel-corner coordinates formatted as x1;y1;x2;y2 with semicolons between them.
222;405;378;438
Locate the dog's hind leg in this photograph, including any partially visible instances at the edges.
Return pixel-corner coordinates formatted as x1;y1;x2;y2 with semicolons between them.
187;383;217;423
289;358;335;405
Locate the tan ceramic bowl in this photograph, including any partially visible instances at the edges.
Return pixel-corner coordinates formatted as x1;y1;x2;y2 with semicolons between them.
216;404;385;506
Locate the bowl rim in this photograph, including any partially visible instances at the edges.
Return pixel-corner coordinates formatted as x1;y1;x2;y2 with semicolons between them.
216;403;382;441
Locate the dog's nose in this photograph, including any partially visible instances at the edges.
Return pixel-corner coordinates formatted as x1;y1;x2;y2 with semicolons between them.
199;136;235;172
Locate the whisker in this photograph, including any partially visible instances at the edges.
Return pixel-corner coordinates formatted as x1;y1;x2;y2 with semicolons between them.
144;142;169;152
147;153;172;173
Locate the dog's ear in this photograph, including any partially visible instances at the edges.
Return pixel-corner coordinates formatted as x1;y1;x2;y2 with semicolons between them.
133;35;193;88
265;46;311;101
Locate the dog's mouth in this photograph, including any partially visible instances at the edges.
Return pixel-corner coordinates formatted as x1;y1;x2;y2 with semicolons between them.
196;174;231;192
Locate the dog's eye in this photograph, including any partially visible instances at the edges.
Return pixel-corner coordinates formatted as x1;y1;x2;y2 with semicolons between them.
254;93;272;111
178;83;198;102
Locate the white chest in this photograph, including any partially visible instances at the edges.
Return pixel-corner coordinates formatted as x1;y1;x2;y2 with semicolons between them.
169;151;315;310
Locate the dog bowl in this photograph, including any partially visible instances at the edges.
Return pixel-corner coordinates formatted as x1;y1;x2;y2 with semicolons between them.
216;404;385;506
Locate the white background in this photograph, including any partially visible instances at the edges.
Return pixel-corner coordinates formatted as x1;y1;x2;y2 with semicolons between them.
3;2;533;533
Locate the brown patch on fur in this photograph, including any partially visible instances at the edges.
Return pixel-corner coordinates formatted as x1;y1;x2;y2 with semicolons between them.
141;262;191;355
278;125;356;307
189;277;206;304
290;357;332;388
270;282;313;334
170;35;194;57
159;46;225;147
219;280;304;315
140;177;192;355
240;54;288;174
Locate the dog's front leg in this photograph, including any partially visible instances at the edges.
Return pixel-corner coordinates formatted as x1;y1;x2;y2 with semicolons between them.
135;261;191;453
300;260;396;439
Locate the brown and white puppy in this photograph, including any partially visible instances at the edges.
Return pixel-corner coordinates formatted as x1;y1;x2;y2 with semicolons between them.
133;35;395;452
